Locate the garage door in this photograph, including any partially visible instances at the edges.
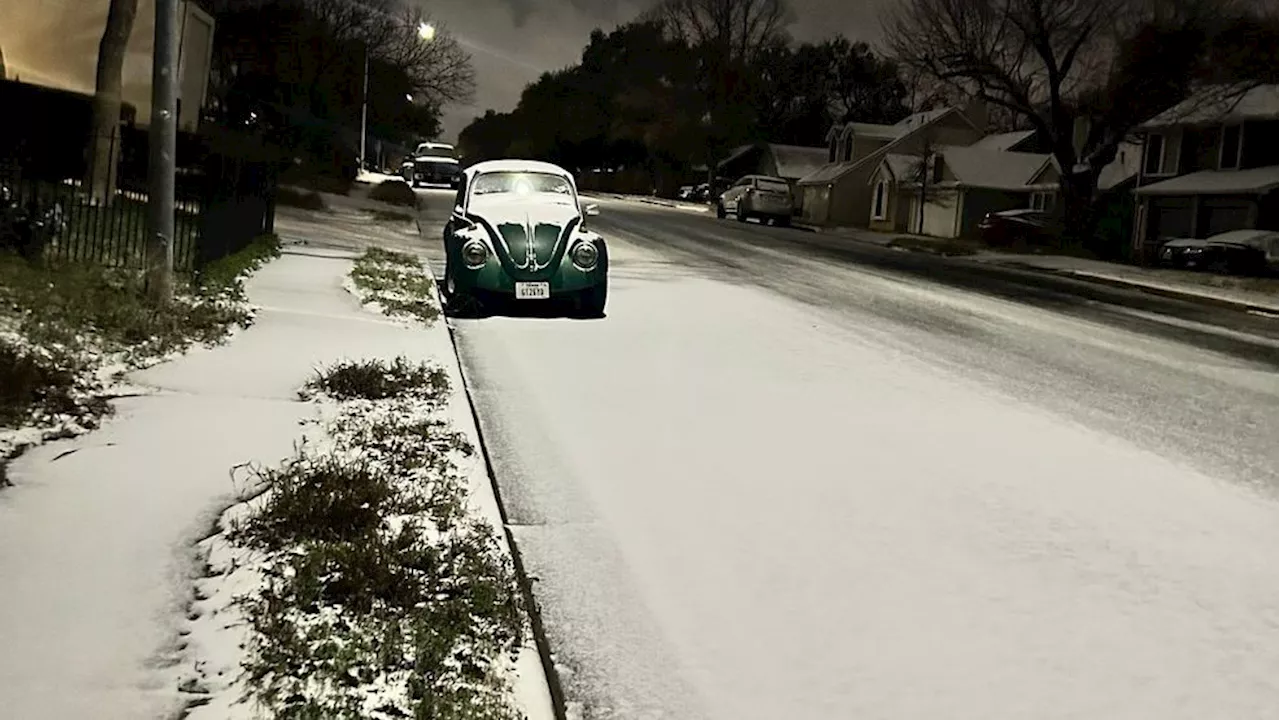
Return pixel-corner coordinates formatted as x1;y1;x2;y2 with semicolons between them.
1147;197;1193;242
1198;198;1253;236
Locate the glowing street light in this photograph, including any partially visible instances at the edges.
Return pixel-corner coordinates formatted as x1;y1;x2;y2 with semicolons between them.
361;21;436;170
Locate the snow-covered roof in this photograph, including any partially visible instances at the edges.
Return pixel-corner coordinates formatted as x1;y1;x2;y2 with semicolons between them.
894;108;951;132
465;159;572;178
770;144;830;180
1134;165;1279;195
1138;84;1279;129
940;147;1053;190
880;153;919;182
801;106;973;186
970;130;1036;151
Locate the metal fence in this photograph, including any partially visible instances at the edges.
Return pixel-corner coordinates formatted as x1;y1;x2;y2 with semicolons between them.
0;135;200;270
0;78;284;273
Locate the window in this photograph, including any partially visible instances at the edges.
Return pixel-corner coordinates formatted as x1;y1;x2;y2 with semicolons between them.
1220;124;1242;169
841;131;854;162
828;136;837;163
471;171;573;197
931;154;944;184
873;181;887;220
1143;134;1165;175
1030;191;1055;212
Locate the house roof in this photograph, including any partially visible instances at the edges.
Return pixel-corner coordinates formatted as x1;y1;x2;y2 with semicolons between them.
800;106;981;186
940;147;1053;190
1138;83;1279;129
970;130;1036;151
770;144;830;180
1134;166;1279;195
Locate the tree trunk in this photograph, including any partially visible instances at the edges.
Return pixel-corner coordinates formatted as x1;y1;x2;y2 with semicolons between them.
87;0;139;205
1060;170;1102;256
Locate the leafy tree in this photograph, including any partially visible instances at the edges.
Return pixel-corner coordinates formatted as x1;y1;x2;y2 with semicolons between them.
204;0;474;173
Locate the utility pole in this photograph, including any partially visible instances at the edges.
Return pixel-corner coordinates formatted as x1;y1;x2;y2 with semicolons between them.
146;0;178;305
359;45;369;172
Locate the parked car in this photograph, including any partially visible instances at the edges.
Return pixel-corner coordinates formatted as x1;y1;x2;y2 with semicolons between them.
715;174;793;226
977;208;1063;247
409;141;461;188
441;159;608;316
676;185;696;201
1158;229;1279;276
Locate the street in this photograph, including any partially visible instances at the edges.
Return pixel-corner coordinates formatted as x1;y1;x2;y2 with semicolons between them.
417;188;1277;719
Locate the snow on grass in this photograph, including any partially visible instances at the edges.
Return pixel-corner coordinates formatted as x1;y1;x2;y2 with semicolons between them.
346;247;439;325
0;236;281;483
180;359;526;720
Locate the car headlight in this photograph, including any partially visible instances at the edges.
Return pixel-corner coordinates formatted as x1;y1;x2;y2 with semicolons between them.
570;240;598;270
461;239;489;268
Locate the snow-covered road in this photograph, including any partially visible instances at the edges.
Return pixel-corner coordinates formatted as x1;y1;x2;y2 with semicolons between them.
425;191;1277;719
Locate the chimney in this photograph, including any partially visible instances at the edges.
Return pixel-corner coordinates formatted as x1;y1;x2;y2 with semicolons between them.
963;98;989;131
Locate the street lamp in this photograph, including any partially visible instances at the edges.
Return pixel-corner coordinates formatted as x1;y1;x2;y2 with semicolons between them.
359;22;436;171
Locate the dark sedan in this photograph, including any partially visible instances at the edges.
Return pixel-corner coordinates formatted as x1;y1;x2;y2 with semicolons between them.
1158;230;1279;276
977;209;1063;248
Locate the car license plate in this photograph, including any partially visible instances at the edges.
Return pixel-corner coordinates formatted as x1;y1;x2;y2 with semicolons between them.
515;282;550;300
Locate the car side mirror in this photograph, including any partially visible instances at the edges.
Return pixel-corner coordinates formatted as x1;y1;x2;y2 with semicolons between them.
451;206;473;228
584;203;600;217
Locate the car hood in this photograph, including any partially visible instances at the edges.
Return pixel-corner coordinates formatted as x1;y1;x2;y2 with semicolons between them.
467;198;582;278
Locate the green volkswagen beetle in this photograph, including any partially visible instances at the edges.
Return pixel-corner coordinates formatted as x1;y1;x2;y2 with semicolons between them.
441;160;608;317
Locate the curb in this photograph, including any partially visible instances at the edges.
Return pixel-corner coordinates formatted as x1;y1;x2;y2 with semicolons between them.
797;224;1277;316
987;261;1279;316
445;323;570;720
409;221;567;718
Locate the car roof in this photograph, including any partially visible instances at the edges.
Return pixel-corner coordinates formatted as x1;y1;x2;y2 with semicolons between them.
417;141;453;148
465;159;574;179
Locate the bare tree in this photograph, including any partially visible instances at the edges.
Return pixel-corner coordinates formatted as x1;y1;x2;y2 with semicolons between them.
87;0;138;204
882;0;1272;249
905;130;947;234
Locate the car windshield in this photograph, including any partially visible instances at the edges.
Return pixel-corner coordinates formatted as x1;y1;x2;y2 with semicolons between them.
757;179;789;193
416;145;455;159
471;171;573;197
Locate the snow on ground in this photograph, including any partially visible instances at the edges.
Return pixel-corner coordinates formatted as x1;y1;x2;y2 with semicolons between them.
452;222;1278;719
0;246;552;719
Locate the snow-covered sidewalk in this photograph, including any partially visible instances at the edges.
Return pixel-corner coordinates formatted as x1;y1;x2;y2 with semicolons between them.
0;246;552;718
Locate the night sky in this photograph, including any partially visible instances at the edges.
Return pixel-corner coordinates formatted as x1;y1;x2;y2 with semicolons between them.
0;0;883;142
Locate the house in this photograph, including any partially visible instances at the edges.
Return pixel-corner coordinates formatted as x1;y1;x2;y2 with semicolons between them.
1131;83;1279;260
716;142;830;193
868;146;1056;236
866;131;1141;243
796;102;991;227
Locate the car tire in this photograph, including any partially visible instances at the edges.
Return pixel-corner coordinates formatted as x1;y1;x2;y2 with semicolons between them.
715;203;726;219
576;282;607;318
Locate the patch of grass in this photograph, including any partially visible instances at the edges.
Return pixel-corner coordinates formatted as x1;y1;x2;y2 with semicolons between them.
349;248;439;325
0;339;105;429
368;179;418;208
302;358;449;401
232;364;523;719
370;208;415;224
276;186;328;211
0;235;280;461
888;235;979;257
